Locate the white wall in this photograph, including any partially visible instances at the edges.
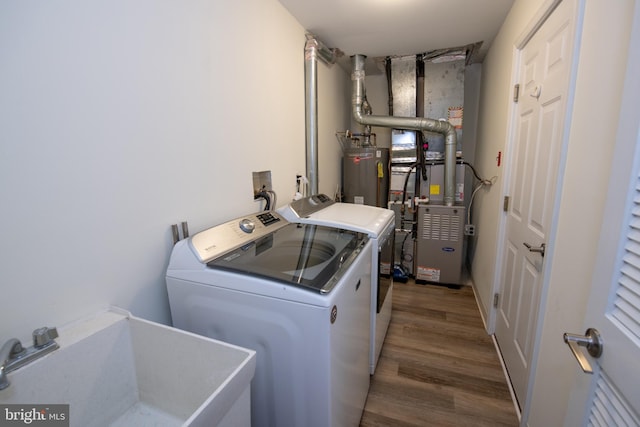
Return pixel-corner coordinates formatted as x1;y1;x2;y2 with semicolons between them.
471;0;547;324
0;0;350;343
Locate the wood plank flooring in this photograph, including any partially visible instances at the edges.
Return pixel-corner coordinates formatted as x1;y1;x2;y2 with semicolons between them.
360;280;519;427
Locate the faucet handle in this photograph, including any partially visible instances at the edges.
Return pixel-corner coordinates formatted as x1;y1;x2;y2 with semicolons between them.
33;327;58;348
7;340;24;358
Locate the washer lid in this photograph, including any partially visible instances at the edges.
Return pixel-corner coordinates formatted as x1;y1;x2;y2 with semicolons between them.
281;202;395;237
206;223;368;294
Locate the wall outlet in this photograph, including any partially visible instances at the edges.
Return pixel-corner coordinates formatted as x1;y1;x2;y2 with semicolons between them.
464;224;476;236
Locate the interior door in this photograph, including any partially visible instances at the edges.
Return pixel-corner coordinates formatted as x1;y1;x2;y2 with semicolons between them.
564;2;640;423
494;0;578;408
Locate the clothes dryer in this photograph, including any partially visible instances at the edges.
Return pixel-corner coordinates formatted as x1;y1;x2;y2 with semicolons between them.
278;195;395;374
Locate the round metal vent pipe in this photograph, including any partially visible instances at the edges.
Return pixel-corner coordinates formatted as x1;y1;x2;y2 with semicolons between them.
351;54;458;206
304;34;340;196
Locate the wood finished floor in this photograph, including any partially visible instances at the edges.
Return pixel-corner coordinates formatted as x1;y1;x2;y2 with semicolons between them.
359;280;519;427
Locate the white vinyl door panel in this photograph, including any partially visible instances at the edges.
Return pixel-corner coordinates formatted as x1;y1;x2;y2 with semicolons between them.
495;0;578;408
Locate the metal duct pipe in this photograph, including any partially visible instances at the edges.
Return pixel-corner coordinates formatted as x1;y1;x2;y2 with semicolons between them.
351;54;458;206
304;34;340;195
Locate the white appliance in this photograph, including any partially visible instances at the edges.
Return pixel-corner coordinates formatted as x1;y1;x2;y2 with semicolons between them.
166;211;372;427
278;194;395;374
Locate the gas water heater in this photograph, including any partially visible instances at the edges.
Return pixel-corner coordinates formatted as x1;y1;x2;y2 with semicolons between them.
342;145;389;208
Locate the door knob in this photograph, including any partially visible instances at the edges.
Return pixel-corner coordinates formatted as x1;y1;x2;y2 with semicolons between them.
563;328;603;374
523;242;546;257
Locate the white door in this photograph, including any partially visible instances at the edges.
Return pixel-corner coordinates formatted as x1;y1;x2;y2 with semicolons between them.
564;2;640;423
494;0;578;408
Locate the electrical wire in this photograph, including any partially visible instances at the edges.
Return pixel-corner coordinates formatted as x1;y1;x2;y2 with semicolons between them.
398;230;413;274
400;162;419;214
466;176;498;225
460;160;484;182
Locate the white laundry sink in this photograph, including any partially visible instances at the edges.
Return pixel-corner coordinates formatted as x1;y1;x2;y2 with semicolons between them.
0;308;256;427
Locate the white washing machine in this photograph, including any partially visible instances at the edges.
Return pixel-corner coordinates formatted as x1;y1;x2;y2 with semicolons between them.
166;211;372;427
278;195;395;374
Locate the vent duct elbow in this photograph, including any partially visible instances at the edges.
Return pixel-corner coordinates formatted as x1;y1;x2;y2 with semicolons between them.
351;54;457;206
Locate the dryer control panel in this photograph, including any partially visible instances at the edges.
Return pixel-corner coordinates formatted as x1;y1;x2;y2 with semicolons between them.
189;211;288;263
279;193;334;219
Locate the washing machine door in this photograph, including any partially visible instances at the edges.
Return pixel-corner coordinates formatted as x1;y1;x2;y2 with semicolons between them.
206;223;368;293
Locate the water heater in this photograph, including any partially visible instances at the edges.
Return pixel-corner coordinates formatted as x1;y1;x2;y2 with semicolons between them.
342;146;390;208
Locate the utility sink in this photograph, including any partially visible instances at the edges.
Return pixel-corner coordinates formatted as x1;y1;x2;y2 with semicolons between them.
0;308;256;427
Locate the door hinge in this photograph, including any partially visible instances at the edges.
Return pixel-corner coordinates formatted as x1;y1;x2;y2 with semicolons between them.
493;293;500;308
513;84;520;103
503;196;510;212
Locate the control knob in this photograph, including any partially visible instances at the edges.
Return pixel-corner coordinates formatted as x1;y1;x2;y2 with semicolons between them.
239;218;255;233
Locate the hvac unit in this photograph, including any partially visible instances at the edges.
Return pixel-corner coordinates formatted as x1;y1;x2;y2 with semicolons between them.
414;204;465;285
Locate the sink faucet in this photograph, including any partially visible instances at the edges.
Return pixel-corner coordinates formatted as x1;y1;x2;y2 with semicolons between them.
0;327;59;390
0;338;24;390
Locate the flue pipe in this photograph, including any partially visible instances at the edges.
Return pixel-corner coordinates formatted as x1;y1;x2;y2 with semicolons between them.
351;54;458;206
304;34;340;195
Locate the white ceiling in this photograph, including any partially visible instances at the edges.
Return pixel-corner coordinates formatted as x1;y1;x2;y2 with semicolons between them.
278;0;515;65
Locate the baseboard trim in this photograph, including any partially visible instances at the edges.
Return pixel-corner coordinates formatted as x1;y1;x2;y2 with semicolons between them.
492;333;522;424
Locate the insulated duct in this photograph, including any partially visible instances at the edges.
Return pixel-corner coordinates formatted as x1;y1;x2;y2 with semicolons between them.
351;54;458;206
304;34;341;195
